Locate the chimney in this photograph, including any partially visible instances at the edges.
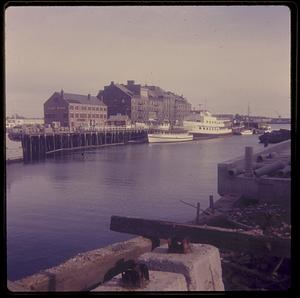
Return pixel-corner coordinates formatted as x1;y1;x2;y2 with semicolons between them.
127;80;135;85
61;89;64;97
110;81;114;85
88;94;91;100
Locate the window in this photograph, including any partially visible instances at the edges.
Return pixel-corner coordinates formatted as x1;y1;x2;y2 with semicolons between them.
75;113;79;118
69;106;74;110
92;107;95;111
96;107;99;111
70;113;74;118
88;107;91;111
75;106;79;110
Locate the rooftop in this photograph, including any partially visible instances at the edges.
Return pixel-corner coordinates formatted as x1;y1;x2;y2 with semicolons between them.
57;91;105;106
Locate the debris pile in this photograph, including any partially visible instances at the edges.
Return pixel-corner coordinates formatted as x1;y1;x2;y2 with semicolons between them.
220;197;291;290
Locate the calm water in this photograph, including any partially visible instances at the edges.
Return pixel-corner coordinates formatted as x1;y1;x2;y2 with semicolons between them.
6;124;289;280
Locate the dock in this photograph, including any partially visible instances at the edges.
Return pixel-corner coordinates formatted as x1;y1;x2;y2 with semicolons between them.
20;128;149;162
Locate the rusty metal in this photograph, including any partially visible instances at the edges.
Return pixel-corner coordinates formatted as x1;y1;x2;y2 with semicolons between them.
167;237;192;253
121;262;150;288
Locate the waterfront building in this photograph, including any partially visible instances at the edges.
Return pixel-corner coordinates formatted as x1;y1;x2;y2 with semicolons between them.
44;90;107;130
97;80;191;125
6;115;44;129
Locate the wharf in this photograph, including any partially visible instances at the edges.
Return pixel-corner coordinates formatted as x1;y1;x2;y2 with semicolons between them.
19;127;149;162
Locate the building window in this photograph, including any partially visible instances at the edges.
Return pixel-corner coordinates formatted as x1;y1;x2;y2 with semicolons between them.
96;107;99;111
70;113;74;118
75;106;79;110
75;113;79;118
69;106;74;110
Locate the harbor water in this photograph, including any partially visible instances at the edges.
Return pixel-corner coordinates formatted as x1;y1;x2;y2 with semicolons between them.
6;124;290;281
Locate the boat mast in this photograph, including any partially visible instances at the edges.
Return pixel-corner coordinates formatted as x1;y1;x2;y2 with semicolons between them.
247;102;250;129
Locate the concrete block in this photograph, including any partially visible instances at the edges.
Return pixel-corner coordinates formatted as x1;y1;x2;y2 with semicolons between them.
91;271;187;292
16;236;152;291
138;244;224;291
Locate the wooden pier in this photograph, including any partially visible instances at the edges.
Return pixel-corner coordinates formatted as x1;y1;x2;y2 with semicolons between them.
21;128;149;162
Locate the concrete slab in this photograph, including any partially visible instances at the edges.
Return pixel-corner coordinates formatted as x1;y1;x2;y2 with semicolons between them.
138;244;224;291
91;271;187;292
16;236;152;291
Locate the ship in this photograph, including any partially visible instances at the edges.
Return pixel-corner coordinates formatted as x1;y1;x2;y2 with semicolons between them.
183;110;232;139
259;129;291;144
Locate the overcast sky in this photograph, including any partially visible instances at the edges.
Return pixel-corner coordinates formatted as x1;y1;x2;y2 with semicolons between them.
5;5;290;118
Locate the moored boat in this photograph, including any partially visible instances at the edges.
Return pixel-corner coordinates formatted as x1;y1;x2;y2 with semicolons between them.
183;110;232;139
259;129;290;144
239;129;253;135
147;132;193;143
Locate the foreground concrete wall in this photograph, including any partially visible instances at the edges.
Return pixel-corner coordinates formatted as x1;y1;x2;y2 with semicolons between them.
218;140;290;207
13;237;152;292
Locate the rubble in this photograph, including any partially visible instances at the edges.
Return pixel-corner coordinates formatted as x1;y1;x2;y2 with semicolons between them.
218;196;291;291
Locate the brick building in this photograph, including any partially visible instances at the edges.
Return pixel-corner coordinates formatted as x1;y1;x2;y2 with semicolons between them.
97;80;191;125
44;90;107;129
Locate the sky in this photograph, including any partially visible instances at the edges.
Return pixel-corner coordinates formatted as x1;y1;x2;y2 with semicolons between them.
5;5;291;118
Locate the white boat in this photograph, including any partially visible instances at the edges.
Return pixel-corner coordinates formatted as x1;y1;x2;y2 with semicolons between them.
148;132;193;143
254;124;272;134
239;129;253;135
183;110;232;139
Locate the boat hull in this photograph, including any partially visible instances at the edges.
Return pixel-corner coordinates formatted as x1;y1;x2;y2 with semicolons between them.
189;131;232;139
148;134;193;143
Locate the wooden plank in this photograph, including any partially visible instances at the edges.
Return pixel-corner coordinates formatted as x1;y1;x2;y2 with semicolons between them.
110;216;290;258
